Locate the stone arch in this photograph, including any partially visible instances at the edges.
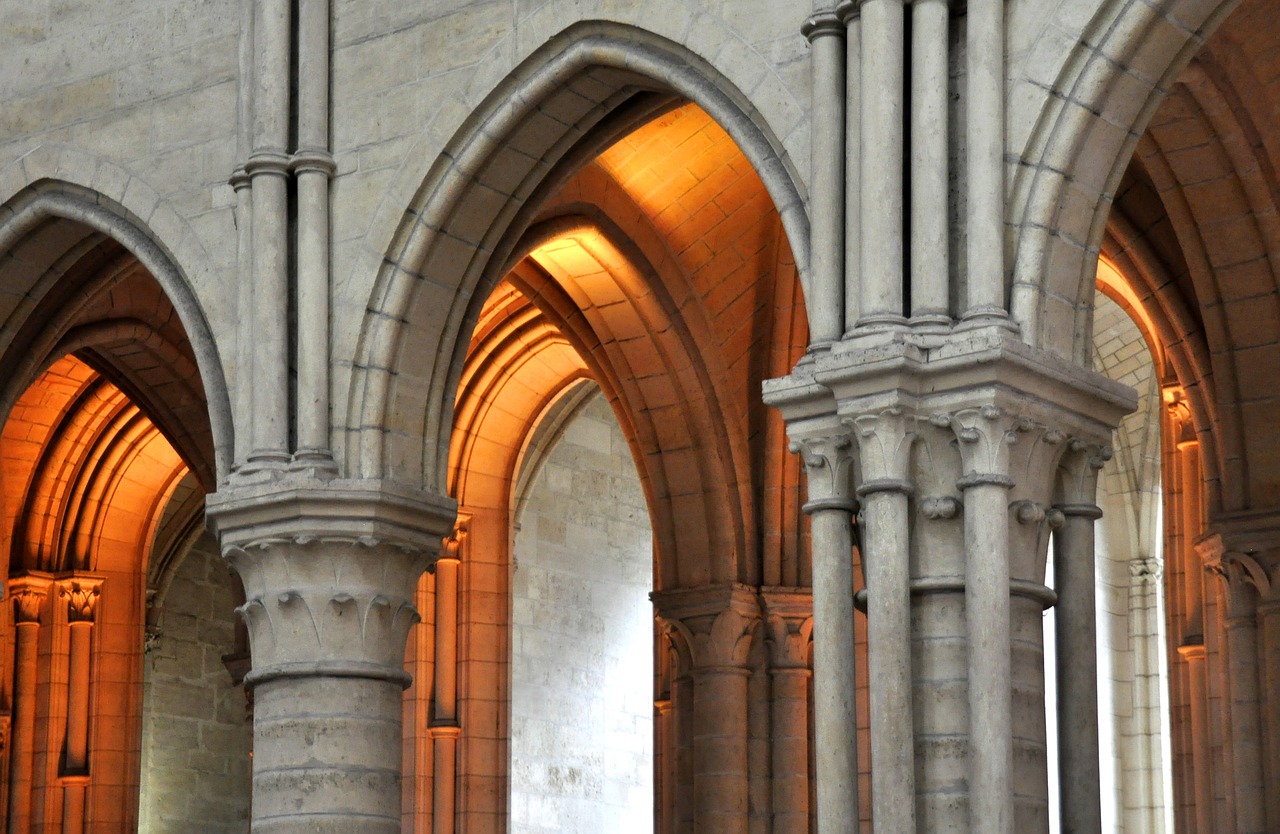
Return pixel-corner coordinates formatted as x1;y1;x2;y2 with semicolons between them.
344;21;810;492
1007;0;1240;360
0;152;233;482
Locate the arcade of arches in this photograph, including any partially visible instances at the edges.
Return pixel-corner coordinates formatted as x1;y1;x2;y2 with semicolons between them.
3;0;1280;832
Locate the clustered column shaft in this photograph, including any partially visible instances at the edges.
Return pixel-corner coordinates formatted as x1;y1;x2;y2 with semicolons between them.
804;9;846;347
236;0;335;475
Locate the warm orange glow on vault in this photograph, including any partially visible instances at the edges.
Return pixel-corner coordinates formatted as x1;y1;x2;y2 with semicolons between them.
2;354;188;575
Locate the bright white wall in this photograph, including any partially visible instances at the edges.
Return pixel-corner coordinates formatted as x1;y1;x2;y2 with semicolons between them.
510;390;654;834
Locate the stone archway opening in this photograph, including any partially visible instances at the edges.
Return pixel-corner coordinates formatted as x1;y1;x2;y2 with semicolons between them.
0;210;242;833
414;95;814;834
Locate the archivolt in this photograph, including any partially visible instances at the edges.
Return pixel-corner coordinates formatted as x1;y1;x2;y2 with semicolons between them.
0;177;232;482
1008;0;1240;360
346;22;809;491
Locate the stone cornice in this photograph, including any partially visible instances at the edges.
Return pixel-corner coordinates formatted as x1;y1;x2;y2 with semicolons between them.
206;478;457;554
765;326;1136;437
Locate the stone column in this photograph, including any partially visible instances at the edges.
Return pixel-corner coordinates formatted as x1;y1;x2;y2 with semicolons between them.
803;7;846;347
761;589;813;834
909;0;950;329
963;0;1010;325
6;576;49;834
654;585;760;834
950;406;1017;834
291;0;336;472
1052;442;1107;834
243;0;292;471
1202;545;1266;833
430;526;463;834
1258;587;1280;830
838;0;861;332
857;0;907;329
849;408;916;831
207;483;454;834
789;430;860;833
57;577;101;834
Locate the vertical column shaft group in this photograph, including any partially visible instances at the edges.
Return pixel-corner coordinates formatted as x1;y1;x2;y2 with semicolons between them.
238;0;334;473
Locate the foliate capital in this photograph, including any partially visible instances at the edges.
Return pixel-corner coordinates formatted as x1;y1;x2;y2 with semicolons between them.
848;406;916;484
760;587;813;670
789;430;857;509
9;574;52;624
224;535;426;688
654;583;761;671
58;576;103;623
207;480;457;689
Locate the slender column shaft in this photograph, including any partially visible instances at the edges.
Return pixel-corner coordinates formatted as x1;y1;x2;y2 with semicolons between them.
246;0;292;466
964;0;1007;320
693;667;751;834
961;479;1013;834
7;621;40;834
231;172;254;468
429;728;459;834
859;0;906;325
1224;611;1266;833
809;505;860;833
1259;600;1280;830
1178;645;1214;834
859;487;915;831
910;0;950;325
805;11;846;346
432;557;460;722
247;165;290;463
1181;445;1205;637
842;6;862;332
1054;507;1103;833
673;673;695;834
293;0;334;465
770;668;811;834
430;555;460;834
65;622;92;771
656;699;674;834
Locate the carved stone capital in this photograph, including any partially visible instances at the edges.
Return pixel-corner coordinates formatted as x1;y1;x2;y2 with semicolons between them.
9;574;52;624
207;480;456;689
57;576;103;623
759;587;813;670
1055;436;1112;506
848;406;915;484
653;583;761;672
225;536;427;688
1128;557;1163;585
789;429;857;511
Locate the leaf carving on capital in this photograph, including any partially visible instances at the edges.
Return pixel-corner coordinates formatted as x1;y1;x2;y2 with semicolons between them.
1203;546;1271;618
1056;437;1112;506
763;611;813;669
656;598;760;671
59;580;101;623
848;407;916;483
789;433;856;501
938;406;1028;477
12;586;47;624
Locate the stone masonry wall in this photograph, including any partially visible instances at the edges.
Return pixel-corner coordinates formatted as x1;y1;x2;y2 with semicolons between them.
510;391;654;834
138;530;250;833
